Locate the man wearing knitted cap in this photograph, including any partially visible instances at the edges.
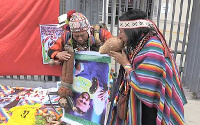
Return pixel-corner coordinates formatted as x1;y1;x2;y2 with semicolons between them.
48;12;112;98
48;12;112;62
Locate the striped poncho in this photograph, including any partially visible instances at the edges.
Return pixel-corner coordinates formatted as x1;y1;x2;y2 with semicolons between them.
108;36;187;125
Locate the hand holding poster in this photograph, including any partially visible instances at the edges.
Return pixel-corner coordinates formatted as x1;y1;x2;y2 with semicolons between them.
61;51;111;125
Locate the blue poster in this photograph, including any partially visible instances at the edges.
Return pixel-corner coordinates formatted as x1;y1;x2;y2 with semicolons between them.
61;51;111;125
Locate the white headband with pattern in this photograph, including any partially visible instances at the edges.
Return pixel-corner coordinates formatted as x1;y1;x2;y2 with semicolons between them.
119;19;154;29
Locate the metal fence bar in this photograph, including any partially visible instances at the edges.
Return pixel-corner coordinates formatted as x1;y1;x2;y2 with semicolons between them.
150;0;154;20
179;0;192;72
31;75;34;80
38;75;42;81
191;27;200;92
10;75;13;79
174;0;184;59
133;0;136;9
89;0;92;24
168;0;176;48
24;75;27;80
186;0;197;89
17;75;20;80
183;0;199;88
163;0;169;37
117;0;122;35
116;0;121;73
82;0;86;15
97;0;100;24
70;0;73;11
75;0;77;12
188;2;200;91
189;25;200;92
44;76;48;82
137;0;140;9
157;0;162;28
59;0;62;14
52;76;56;82
145;0;148;12
142;0;147;12
125;0;128;11
110;0;116;34
103;0;107;24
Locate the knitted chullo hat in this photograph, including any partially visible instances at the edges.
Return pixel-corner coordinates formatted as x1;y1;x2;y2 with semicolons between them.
69;12;91;36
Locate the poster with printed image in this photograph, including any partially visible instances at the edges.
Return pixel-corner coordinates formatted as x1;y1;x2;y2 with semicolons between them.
61;51;111;125
39;24;63;64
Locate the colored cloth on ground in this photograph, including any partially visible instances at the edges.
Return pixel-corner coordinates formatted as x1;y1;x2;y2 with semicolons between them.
0;108;11;123
0;85;14;97
4;104;41;125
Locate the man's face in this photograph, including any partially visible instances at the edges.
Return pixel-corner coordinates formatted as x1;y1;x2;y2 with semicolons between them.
118;28;128;46
72;31;89;45
76;92;90;113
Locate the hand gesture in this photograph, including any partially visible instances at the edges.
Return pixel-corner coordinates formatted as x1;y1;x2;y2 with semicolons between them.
108;49;130;67
56;51;71;61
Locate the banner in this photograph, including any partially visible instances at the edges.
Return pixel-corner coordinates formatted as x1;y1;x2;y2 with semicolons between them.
0;0;61;76
39;25;63;64
61;51;111;125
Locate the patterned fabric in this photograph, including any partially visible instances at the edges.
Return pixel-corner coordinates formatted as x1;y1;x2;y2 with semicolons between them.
0;85;14;97
108;35;187;125
128;36;187;125
69;12;90;36
0;108;11;123
119;19;154;29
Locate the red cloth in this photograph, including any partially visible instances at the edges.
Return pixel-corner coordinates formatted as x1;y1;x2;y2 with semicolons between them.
0;0;62;76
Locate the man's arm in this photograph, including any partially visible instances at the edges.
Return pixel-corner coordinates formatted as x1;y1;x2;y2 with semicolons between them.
100;28;112;41
48;32;72;61
48;37;64;59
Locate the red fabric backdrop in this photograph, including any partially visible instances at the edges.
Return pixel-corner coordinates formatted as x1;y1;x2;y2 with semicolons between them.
0;0;62;76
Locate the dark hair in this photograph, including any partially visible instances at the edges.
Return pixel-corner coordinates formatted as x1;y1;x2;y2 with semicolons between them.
119;9;152;49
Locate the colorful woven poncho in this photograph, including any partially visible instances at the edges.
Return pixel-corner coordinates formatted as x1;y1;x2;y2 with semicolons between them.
108;35;187;125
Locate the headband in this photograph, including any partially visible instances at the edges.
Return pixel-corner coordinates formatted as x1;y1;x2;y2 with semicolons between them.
119;19;154;29
119;19;172;60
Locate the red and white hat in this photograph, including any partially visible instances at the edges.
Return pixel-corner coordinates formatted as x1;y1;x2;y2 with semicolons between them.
69;12;91;36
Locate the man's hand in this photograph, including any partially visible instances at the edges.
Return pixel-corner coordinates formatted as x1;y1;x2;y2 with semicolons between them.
58;87;73;98
108;49;130;67
56;51;71;61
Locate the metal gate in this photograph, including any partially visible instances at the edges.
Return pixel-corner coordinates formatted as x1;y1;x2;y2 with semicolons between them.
1;0;199;96
182;0;200;98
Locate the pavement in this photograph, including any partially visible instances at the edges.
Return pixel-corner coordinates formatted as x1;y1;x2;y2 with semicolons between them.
183;87;200;125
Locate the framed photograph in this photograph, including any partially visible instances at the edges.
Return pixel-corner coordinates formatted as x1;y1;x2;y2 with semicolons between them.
61;51;111;125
